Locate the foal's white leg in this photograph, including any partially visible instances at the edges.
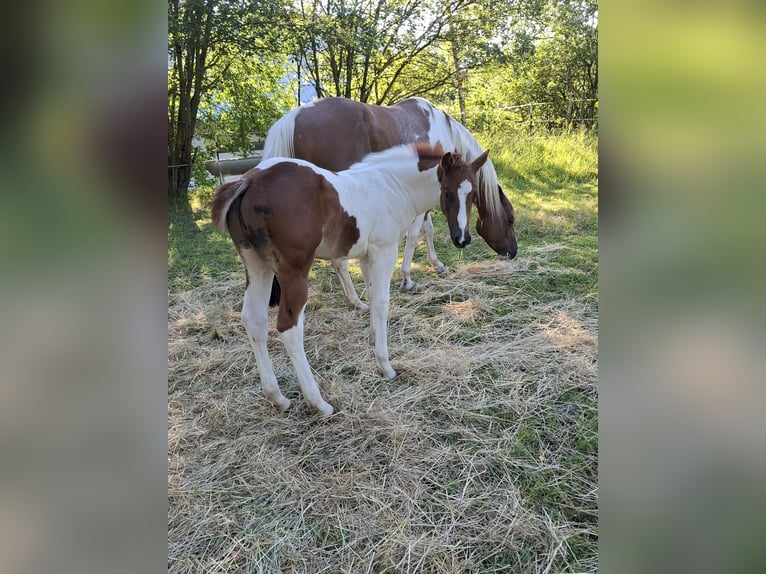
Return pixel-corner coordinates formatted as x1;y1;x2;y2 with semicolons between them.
239;256;291;412
279;306;334;417
423;212;446;272
331;259;369;311
365;245;398;379
400;214;425;291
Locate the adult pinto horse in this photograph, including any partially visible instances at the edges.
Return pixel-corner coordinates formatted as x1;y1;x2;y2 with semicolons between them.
212;143;488;416
263;97;517;310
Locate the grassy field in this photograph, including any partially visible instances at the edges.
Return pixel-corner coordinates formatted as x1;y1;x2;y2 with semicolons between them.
168;130;598;572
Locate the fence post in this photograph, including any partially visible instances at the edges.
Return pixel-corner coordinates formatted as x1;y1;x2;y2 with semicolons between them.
528;103;533;135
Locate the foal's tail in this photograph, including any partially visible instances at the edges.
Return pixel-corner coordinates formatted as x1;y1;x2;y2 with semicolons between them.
211;179;248;233
211;178;283;307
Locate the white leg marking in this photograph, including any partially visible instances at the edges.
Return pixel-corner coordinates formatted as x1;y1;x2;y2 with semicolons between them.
400;215;424;290
423;212;446;271
365;246;398;379
239;260;291;412
280;307;334;416
332;259;368;311
456;179;472;243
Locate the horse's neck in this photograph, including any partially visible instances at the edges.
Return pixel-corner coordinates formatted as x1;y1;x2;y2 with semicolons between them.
382;167;439;215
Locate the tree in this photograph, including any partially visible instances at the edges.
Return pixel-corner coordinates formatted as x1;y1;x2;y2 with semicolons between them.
167;0;284;196
455;0;597;132
508;0;597;127
195;57;294;156
288;0;461;105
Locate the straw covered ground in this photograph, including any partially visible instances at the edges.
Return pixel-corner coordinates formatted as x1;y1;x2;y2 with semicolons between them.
168;132;598;572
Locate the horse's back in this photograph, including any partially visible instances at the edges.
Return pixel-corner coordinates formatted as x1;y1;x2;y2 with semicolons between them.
291;98;431;171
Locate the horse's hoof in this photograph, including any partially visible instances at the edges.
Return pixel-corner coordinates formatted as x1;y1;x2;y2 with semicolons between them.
272;396;292;412
353;301;369;312
400;279;414;291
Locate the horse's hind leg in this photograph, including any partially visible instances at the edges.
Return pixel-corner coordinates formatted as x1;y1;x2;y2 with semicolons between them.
400;214;425;291
276;266;334;416
239;250;291;412
423;212;446;272
331;259;368;311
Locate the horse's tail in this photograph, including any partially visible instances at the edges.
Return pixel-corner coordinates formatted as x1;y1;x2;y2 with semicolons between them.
262;106;299;160
211;179;248;233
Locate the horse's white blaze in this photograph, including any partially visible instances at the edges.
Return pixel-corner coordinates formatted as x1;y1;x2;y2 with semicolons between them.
457;179;472;242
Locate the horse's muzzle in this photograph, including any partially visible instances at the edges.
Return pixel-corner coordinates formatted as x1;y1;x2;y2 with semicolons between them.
452;233;471;248
497;246;518;261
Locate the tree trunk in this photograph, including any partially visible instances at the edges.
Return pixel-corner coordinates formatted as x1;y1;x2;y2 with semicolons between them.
168;92;199;196
450;40;466;125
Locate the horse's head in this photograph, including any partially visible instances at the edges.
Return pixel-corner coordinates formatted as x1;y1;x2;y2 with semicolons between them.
475;184;518;260
437;150;489;248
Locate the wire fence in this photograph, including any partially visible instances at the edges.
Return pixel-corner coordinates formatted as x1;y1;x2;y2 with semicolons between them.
464;98;598;135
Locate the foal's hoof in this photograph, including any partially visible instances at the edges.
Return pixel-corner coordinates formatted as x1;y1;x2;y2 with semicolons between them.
400;278;415;291
383;367;397;380
316;402;335;417
271;396;292;412
351;301;369;312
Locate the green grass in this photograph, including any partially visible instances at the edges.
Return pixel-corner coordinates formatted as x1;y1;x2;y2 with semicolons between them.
168;130;598;573
169;130;597;293
168;189;241;293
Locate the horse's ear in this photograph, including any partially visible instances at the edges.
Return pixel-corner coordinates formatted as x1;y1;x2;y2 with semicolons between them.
471;150;489;173
440;152;455;171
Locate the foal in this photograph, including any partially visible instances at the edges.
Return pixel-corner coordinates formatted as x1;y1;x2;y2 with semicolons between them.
212;144;489;416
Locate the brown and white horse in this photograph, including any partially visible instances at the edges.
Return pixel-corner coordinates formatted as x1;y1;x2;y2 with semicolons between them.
263;97;517;309
212;143;488;416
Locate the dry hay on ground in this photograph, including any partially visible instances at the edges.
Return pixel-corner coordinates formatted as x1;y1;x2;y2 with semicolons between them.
168;246;598;573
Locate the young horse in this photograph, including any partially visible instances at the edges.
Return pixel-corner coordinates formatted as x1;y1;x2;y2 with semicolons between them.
212;143;488;416
263;97;517;309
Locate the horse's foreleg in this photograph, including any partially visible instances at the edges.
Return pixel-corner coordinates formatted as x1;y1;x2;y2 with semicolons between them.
239;252;291;412
276;267;334;416
400;214;425;291
331;259;368;311
366;245;398;380
423;212;446;273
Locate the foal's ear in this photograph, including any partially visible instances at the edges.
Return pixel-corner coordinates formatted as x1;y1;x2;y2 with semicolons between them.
471;150;490;173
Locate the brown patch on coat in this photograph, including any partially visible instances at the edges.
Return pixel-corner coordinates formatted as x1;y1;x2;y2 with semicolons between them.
229;163;359;262
293;97;433;171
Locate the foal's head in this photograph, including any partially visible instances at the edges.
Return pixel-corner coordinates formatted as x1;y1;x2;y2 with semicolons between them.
437;150;490;248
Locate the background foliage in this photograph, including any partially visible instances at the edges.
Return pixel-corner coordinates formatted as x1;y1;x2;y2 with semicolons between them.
168;0;598;194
